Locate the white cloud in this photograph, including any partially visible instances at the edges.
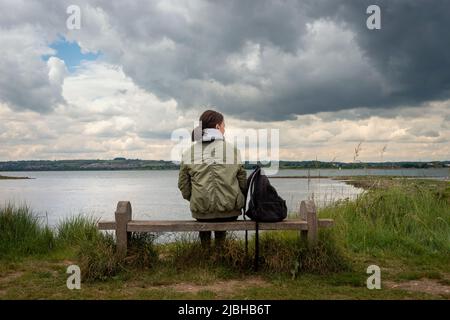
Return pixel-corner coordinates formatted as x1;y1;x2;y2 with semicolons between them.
48;57;68;85
0;25;66;112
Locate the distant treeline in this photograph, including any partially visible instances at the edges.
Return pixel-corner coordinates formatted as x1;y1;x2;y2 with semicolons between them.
0;159;178;171
276;160;450;170
0;159;449;171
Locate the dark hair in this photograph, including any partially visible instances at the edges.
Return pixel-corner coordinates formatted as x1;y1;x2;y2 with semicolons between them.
191;110;224;141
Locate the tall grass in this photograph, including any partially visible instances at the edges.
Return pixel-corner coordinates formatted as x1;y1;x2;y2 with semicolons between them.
259;230;350;276
0;204;158;280
0;206;103;259
320;182;450;261
165;233;252;273
77;232;122;281
163;231;349;276
56;215;100;246
0;204;54;259
79;232;158;281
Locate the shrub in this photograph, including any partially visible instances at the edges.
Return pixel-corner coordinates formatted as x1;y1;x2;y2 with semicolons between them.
78;233;122;281
78;232;158;282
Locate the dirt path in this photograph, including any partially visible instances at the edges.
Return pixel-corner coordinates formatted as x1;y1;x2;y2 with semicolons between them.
385;278;450;298
164;277;268;296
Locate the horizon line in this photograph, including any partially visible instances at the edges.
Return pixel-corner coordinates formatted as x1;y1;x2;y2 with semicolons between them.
0;159;449;163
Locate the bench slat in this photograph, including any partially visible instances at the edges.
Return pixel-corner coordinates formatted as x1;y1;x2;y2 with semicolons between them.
98;219;334;232
98;221;116;230
129;220;308;232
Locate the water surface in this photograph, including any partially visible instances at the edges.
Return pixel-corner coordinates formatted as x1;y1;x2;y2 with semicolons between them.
0;170;373;226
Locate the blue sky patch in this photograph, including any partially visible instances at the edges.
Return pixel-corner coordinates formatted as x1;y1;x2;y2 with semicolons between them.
43;37;100;72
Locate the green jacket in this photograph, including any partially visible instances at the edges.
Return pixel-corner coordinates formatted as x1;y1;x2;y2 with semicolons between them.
178;140;247;220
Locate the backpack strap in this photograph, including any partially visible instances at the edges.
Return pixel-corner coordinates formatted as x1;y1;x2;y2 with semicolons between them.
243;207;248;256
254;220;259;271
243;165;260;256
243;166;261;214
246;166;261;271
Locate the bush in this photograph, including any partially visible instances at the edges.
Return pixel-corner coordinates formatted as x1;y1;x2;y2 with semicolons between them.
164;230;349;276
260;230;350;276
78;232;158;282
78;233;122;281
125;233;158;269
166;232;252;273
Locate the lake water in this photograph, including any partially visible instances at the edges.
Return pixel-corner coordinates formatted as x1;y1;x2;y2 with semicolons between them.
0;168;448;227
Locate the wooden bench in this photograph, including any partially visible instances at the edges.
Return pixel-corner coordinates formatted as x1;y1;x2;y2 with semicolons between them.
98;200;334;270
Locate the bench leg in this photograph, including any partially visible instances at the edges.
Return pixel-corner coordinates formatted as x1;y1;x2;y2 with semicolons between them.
300;230;308;243
300;200;318;247
306;203;318;247
245;230;249;256
254;222;259;272
115;201;132;257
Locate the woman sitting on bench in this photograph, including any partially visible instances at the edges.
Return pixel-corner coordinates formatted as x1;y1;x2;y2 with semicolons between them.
178;109;247;249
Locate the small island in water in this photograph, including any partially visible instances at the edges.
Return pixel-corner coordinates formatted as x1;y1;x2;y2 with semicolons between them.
0;175;31;180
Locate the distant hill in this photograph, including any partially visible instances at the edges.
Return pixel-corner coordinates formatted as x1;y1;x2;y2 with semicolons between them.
0;159;448;171
0;159;178;171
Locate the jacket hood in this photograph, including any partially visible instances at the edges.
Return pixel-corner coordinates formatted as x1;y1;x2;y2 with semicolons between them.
202;128;224;142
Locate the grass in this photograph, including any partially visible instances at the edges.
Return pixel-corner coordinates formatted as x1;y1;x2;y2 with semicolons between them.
323;178;450;264
0;177;449;299
56;215;100;246
0;204;54;259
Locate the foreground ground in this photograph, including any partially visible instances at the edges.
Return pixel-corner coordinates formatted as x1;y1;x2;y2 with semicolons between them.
0;177;449;299
1;255;449;299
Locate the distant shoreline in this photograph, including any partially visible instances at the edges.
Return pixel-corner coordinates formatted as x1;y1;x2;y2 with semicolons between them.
1;167;449;173
270;174;449;179
0;172;448;181
0;159;449;172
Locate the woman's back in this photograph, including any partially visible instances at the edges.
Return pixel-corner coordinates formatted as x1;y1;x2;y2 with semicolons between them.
178;139;247;219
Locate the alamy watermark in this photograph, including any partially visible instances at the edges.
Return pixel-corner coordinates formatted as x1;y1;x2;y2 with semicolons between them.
367;5;381;30
171;122;280;175
66;264;81;290
64;4;380;31
66;5;81;30
366;265;381;289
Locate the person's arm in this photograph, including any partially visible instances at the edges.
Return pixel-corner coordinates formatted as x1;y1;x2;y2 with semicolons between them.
237;164;247;195
178;162;191;201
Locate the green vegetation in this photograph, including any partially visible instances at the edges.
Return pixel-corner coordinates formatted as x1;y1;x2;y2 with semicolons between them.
277;160;450;170
56;215;100;247
322;178;450;267
0;204;54;259
0;178;449;299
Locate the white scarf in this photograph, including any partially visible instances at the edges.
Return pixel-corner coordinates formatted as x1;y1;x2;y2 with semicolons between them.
202;128;224;142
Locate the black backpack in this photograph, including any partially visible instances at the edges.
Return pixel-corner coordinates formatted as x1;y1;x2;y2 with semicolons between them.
244;166;287;222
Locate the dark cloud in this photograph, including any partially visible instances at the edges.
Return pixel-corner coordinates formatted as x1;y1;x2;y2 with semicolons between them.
311;0;450;109
80;0;450;121
1;0;450;119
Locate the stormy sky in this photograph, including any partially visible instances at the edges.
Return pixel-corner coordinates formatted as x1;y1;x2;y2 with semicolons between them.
0;0;449;161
